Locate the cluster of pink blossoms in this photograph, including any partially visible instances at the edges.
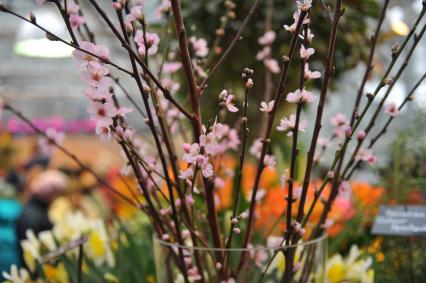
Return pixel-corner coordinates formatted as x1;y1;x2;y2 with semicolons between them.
180;122;240;181
36;0;85;29
73;41;133;141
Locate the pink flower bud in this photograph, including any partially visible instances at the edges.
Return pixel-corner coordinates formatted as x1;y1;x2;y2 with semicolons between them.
357;130;366;141
161;234;170;241
233;228;241;234
112;2;122;10
231;217;238;224
183;143;191;153
345;126;352;138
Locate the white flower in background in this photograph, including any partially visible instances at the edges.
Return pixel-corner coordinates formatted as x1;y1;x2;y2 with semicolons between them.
258;31;276;46
20;230;41;272
2;265;30;283
260;100;275;112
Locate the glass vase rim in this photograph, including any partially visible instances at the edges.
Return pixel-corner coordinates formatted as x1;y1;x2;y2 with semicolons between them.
153;233;327;252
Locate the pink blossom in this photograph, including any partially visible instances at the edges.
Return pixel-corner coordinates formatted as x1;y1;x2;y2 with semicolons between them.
134;30;160;56
191;59;208;78
116;106;133;117
84;87;111;102
296;0;312;11
73;41;110;65
300;45;315;60
260;100;274;112
179;167;194;180
277;114;307;136
286;88;316;104
189;36;209;57
35;0;46;5
156;0;171;18
225;94;239;113
38;128;65;154
66;1;80;14
318;137;332;148
69;14;86;29
162;61;182;73
130;5;143;20
87;102;116;124
385;102;399;116
330;113;348;127
356;148;377;164
264;154;277;168
226;129;241;150
258;31;276;46
256;46;271;61
298;28;315;43
160;78;180;94
284;10;310;33
182;143;200;164
304;63;321;80
264;58;280;74
249;138;263;158
82;63;112;88
95;120;112;140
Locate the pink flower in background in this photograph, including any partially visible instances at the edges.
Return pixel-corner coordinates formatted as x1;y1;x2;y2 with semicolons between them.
162;62;182;73
87;102;116;125
130;5;143;20
35;0;46;5
318;137;332;148
156;0;171;18
304;63;321;80
385;102;399;116
225;94;239;113
258;31;276;46
179;167;194;180
73;42;110;65
260;100;274;113
330;113;348;127
264;154;277;168
264;58;280;74
356;148;377;164
116;106;133;117
226;129;240;150
38;128;65;154
296;0;312;11
69;15;86;29
286;88;316;104
277;114;307;136
160;78;180;94
134;31;160;56
249;138;263;158
66;1;80;14
300;45;315;60
256;46;271;61
189;36;209;57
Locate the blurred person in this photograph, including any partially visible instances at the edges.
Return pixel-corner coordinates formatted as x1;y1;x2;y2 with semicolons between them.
0;179;22;278
16;170;69;243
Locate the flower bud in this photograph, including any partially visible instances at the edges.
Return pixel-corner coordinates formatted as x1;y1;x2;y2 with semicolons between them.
231;217;238;224
233;228;241;234
112;2;122;10
357;130;366;141
344;126;352;138
246;78;254;89
327;171;334;179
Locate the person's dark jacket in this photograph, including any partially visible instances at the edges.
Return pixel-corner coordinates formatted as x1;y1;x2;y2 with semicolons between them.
16;196;53;243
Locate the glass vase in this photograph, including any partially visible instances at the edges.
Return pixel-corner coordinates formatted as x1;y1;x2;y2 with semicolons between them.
153;233;327;283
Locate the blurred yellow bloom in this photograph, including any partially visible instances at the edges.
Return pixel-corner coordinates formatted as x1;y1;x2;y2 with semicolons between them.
43;263;69;283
